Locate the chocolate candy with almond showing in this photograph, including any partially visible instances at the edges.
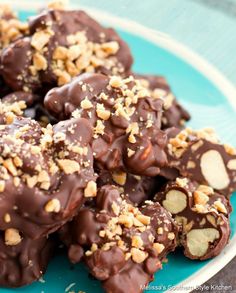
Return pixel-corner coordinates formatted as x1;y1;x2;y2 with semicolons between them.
167;127;236;196
155;177;231;260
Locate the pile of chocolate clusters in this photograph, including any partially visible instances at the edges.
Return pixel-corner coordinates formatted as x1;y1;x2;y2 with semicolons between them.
0;2;235;292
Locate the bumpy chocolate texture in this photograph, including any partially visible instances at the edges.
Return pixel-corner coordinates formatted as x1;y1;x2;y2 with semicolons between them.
0;5;28;51
167;127;236;195
135;74;190;129
60;185;178;293
0;116;95;239
0;232;54;288
2;91;56;126
0;6;28;98
45;73;168;176
97;170;158;205
1;8;133;93
155;177;231;260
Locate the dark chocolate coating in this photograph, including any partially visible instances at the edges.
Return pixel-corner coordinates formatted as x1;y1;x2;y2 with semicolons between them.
0;116;95;239
97;170;158;205
134;74;190;129
155;178;231;260
60;185;178;293
1;9;133;92
45;73;168;176
0;233;54;288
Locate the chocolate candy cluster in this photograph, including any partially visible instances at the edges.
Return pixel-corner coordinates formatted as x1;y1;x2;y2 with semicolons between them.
0;2;235;292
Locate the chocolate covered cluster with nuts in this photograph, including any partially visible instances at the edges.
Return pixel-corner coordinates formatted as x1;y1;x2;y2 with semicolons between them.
167;127;236;195
0;1;236;292
45;73;168;176
135;74;190;129
60;185;178;293
0;233;54;287
0;116;95;239
155;177;231;260
1;8;132;93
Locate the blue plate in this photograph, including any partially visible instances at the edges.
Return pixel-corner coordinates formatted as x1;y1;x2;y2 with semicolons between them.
2;6;236;293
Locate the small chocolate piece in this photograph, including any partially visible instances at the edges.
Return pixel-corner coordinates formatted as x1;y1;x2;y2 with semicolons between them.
0;231;54;288
1;8;133;92
155;177;231;260
0;116;95;239
60;185;178;293
45;73;168;176
167;127;236;195
97;170;158;205
135;74;190;129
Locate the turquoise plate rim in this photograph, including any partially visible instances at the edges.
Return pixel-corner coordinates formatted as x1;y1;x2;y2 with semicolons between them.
5;2;236;292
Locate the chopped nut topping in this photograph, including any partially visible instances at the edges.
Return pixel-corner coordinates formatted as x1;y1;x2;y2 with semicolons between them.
57;159;80;174
157;227;163;235
118;214;133;228
109;76;122;88
3;158;17;176
194;191;209;205
94;120;105;138
127;148;135;157
224;144;236;155
131;247;148;263
176;177;188;188
101;41;119;54
81;97;93;109
196;185;214;196
45;199;61;213
163;93;174;110
53;46;68;60
111;202;120;216
167;232;175;240
33;52;48;70
96;103;111;120
126;122;139;144
84;181;97;197
153;242;165;254
5;228;22;246
136;214;151;225
4;213;11;223
31;29;52;51
112;171;127;186
47;0;68;10
213;200;227;214
131;235;143;248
